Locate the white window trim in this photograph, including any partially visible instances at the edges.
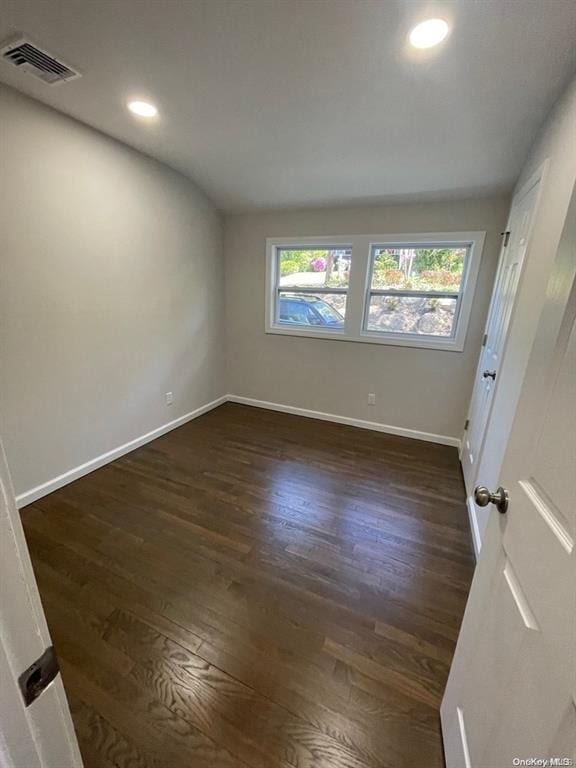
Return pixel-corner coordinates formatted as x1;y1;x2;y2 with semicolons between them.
265;231;486;352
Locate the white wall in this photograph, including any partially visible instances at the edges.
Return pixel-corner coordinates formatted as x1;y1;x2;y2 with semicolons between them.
473;75;576;543
0;85;225;500
224;196;509;441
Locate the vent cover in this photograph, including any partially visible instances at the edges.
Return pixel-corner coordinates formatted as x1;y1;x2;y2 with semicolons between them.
0;35;81;85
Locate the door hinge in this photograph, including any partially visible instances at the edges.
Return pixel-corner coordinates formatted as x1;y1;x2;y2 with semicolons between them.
18;646;59;707
501;230;511;247
464;419;470;431
482;333;488;346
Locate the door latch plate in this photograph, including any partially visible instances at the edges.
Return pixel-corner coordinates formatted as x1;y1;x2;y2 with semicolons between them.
18;646;60;707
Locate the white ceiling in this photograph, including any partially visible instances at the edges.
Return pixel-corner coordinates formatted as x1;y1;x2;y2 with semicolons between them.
1;0;575;211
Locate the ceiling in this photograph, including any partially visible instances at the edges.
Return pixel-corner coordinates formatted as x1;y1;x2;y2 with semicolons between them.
1;0;575;211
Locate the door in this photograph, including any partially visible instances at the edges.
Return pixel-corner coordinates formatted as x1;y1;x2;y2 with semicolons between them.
441;185;576;766
461;170;543;504
0;437;82;767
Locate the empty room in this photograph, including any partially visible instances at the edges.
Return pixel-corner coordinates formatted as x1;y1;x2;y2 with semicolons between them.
0;1;575;767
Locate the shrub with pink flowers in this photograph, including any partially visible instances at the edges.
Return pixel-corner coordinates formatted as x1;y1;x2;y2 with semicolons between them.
310;257;327;272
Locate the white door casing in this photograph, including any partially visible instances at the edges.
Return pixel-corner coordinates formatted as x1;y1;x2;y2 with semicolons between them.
461;165;546;555
441;184;576;766
0;436;82;768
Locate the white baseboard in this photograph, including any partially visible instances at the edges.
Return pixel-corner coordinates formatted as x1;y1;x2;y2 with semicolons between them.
227;394;461;448
16;395;227;509
466;495;481;560
16;393;461;509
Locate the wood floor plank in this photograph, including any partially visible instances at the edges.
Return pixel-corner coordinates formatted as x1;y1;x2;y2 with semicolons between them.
62;661;249;768
105;609;381;768
21;403;474;767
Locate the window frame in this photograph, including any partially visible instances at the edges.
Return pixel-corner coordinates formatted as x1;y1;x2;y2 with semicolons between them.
265;231;485;352
266;237;354;340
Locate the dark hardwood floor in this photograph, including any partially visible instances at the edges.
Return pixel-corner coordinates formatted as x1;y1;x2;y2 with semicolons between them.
21;403;475;768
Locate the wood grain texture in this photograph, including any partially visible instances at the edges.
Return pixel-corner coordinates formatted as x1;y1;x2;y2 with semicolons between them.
21;403;474;767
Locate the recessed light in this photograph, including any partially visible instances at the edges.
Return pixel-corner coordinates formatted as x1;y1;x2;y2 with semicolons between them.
409;18;450;49
128;100;158;118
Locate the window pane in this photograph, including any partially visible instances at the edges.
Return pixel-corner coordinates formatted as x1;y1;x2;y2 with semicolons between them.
277;291;346;329
371;247;466;292
279;248;352;289
366;295;457;337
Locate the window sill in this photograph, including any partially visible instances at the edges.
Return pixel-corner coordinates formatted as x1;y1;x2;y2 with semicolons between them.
265;325;464;351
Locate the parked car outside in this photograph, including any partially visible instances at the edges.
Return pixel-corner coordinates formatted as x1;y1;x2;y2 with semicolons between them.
278;294;344;328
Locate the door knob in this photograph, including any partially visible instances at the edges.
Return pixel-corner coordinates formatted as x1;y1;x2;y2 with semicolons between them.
482;370;497;380
474;485;509;514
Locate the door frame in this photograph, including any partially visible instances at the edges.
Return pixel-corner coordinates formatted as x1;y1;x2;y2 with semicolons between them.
461;160;548;557
0;435;82;768
442;179;576;766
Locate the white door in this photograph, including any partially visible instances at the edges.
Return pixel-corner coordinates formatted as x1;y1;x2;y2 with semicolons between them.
0;437;82;768
441;186;576;766
461;169;543;502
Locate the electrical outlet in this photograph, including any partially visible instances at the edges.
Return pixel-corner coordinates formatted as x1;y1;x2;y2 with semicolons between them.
165;392;173;406
368;393;376;405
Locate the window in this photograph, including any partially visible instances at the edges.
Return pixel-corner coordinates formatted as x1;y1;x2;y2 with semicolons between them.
365;245;467;339
274;246;352;333
266;232;484;351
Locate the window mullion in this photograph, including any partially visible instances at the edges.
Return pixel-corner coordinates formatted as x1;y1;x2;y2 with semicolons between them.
344;235;371;338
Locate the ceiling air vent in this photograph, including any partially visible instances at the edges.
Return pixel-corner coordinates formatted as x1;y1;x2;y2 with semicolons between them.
0;35;81;85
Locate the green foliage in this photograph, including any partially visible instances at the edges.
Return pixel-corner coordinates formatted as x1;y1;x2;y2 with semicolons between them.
372;247;464;291
279;247;464;290
413;248;464;274
280;259;298;277
373;252;398;271
372;269;404;288
280;250;329;274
